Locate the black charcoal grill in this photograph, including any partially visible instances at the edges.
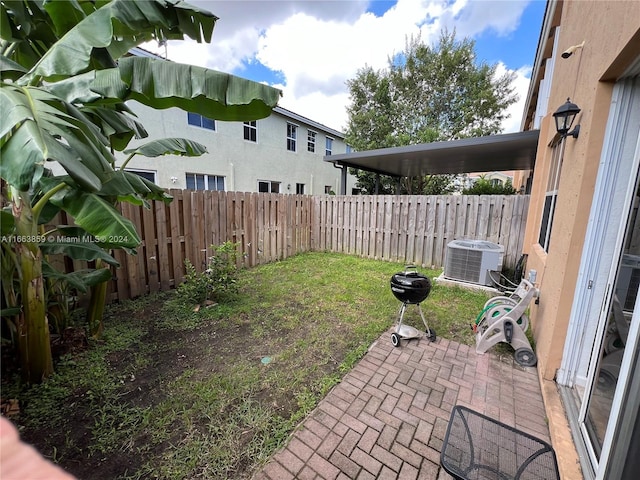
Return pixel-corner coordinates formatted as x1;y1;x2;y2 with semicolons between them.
389;266;436;347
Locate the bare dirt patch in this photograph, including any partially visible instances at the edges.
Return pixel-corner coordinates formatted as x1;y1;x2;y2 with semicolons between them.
8;288;357;479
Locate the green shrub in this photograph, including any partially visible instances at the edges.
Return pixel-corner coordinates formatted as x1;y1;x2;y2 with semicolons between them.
177;242;240;304
463;178;517;195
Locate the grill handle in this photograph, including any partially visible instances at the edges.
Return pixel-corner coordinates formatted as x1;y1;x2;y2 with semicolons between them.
404;265;419;275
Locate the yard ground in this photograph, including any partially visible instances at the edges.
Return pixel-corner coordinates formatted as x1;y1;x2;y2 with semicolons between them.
1;253;492;479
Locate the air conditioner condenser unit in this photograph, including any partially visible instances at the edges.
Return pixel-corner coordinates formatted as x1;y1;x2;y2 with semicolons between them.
444;240;504;287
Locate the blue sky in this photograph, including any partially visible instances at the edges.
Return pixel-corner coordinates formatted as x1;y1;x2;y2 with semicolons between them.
472;1;545;71
148;1;546;133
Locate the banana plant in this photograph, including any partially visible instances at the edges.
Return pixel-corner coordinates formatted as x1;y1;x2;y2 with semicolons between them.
85;137;209;338
0;0;281;383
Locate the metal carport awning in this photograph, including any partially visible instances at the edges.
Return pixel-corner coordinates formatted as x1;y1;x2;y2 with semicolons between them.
325;130;539;194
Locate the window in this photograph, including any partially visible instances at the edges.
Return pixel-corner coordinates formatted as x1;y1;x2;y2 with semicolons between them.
126;169;156;184
307;130;316;152
346;145;353;154
187;112;215;130
538;140;564;252
296;183;305;194
325;137;333;156
258;181;280;193
185;173;225;191
244;121;257;142
287;123;297;151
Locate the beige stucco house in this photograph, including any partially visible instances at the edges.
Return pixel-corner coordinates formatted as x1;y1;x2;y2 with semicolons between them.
515;1;640;478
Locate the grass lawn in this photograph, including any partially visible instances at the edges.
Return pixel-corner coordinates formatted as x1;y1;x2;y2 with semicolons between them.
2;252;493;479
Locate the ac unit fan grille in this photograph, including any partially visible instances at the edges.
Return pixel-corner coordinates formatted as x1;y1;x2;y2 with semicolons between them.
445;248;483;283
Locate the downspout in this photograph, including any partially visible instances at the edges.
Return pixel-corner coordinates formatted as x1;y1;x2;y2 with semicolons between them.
341;165;347;195
332;162;347;195
375;174;380;194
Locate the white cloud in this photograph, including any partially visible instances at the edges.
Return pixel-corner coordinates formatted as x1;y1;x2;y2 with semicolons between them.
255;1;443;130
494;63;532;133
430;0;528;38
155;0;535;134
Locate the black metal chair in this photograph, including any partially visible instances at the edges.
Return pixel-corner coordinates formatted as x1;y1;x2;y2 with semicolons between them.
440;405;560;480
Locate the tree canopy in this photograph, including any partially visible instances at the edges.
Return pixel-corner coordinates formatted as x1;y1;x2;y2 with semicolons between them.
345;31;517;194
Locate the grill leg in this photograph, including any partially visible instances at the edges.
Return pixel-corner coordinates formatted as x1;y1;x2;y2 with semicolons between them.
418;303;437;342
391;303;409;347
397;303;408;329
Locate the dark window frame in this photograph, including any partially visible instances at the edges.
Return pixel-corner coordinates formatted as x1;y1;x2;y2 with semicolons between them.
538;139;564;252
325;136;333;156
307;130;316;153
187;112;216;131
244;121;257;142
258;180;281;193
287;123;297;152
185;173;225;191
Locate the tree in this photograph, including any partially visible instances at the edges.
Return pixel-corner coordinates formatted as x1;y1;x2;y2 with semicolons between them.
345;30;517;194
402;175;459;195
0;0;281;383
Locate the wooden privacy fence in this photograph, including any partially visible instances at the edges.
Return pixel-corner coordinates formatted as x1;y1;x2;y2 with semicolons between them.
313;194;530;270
109;190;313;300
103;192;528;301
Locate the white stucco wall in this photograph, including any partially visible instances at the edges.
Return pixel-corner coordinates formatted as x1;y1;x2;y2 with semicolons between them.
118;103;357;195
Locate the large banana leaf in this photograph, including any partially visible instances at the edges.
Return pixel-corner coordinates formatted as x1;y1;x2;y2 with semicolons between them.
0;84;115;191
42;261;114;294
40;241;119;268
50;191;141;249
43;73;149;150
100;170;171;205
47;56;281;122
15;0;217;84
93;57;282;121
0;55;27;80
98;138;207;204
123;137;208;158
82;105;149;152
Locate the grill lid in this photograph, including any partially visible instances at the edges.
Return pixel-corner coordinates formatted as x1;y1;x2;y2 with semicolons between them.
390;266;432;304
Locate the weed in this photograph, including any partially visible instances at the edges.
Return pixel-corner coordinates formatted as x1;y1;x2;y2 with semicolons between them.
176;241;241;305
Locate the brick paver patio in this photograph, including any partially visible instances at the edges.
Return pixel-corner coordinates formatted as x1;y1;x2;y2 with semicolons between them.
253;328;550;480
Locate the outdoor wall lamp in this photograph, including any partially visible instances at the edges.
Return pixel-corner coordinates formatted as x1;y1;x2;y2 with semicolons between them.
553;98;581;139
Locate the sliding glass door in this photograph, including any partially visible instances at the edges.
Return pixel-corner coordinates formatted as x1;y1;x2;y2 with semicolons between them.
558;74;640;479
580;174;640;464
